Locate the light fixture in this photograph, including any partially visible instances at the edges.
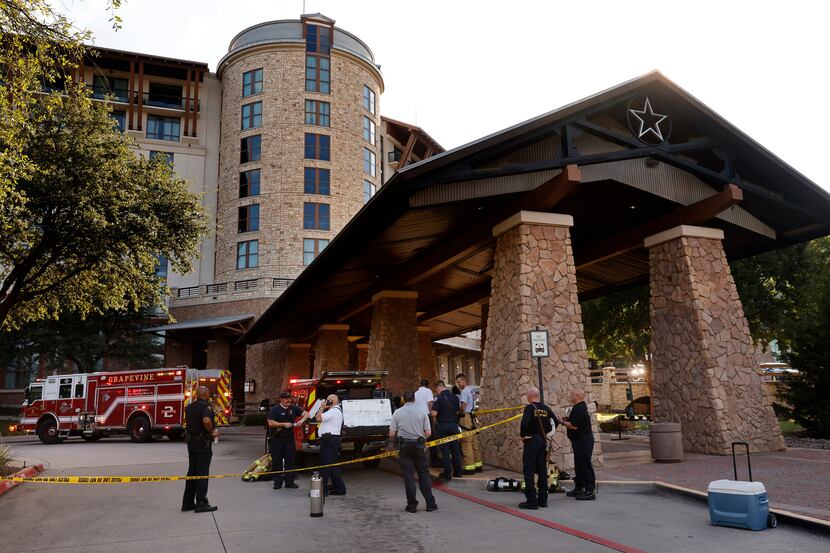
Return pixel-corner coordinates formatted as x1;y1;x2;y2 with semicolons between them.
244;379;256;393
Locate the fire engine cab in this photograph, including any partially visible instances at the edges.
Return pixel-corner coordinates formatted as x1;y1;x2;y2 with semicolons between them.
18;367;231;444
287;371;393;469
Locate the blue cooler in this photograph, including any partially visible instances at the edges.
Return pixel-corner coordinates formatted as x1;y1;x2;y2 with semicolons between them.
707;479;769;531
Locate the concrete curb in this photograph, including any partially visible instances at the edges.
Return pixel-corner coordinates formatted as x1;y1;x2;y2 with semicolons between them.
0;464;45;497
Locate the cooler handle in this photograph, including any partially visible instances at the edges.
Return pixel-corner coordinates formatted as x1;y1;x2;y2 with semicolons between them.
731;441;752;482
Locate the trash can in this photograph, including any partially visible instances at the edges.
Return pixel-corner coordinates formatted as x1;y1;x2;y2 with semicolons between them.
649;422;684;462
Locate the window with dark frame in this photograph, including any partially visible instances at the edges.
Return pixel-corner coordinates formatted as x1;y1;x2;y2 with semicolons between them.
362;115;375;144
305;24;331;55
305;55;330;93
304;167;330;195
363;147;376;177
111;110;126;132
363;85;376;115
239;169;261;197
92;75;129;102
242;68;263;96
303;202;330;230
304;133;330;160
363;180;376;203
241;101;263;130
236;239;259;269
146;115;181;142
148;83;183;109
305;100;330;127
240;135;262;163
303;238;329;265
238;204;260;233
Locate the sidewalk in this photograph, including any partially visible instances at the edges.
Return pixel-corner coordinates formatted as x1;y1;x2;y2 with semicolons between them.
596;434;830;521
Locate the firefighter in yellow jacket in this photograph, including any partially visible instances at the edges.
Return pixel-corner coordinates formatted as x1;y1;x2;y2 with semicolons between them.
455;374;482;473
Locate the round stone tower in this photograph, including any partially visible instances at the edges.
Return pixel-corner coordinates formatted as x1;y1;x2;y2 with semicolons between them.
214;14;383;284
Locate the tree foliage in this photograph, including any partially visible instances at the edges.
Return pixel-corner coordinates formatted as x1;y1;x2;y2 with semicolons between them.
581;285;650;366
0;1;207;329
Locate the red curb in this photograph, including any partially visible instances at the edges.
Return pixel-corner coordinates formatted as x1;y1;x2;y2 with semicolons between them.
433;482;650;553
0;464;45;497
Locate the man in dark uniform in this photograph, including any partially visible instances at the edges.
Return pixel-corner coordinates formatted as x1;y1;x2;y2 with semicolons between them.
182;386;218;513
562;389;596;500
430;380;463;480
267;391;309;489
518;386;558;510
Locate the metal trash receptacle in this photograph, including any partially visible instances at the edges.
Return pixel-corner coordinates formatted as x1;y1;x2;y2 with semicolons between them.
649;422;684;462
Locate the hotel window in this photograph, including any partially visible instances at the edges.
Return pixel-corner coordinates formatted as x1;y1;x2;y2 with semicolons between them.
149;151;174;165
241;101;262;130
239;169;260;197
303;202;330;230
240;135;261;163
304;167;330;195
238;204;260;233
305;55;330;93
363;85;376;115
147;83;183;109
146;115;181;142
236;240;258;269
362;116;375;144
363;180;376;203
305;133;330;160
303;238;329;265
242;68;263;96
92;75;129;102
363;148;376;177
110;110;126;132
305;24;331;55
305;100;330;127
155;254;168;280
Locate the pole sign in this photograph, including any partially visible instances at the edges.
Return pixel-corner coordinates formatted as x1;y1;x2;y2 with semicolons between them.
529;329;550;358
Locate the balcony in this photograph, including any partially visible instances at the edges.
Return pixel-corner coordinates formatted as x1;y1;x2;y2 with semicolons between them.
171;277;296;306
86;86;200;111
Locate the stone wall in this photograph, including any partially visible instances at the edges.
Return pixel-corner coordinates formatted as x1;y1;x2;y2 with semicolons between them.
481;213;602;473
418;327;438;385
314;325;350;376
366;293;419;395
245;339;289;403
647;227;785;454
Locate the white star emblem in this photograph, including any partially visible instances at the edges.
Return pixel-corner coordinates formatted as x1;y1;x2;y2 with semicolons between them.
629;97;668;142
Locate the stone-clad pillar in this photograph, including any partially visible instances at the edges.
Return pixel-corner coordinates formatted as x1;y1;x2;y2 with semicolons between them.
646;225;785;454
285;343;312;386
313;324;350;377
417;326;438;385
246;339;289;403
366;291;419;395
206;339;230;370
356;344;369;371
480;211;602;473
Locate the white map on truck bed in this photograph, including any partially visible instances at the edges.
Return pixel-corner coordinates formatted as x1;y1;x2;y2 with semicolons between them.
341;399;392;428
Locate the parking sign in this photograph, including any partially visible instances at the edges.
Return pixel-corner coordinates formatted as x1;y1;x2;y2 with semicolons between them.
529;329;549;358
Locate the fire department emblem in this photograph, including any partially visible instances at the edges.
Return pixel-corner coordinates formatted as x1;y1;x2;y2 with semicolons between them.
103;393;110;402
60;403;69;413
626;96;671;145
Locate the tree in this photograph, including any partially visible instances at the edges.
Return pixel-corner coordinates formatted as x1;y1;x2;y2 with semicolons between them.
580;285;650;366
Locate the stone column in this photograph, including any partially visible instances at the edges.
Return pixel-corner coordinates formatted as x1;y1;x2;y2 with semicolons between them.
596;366;615;411
646;225;785;454
356;344;369;371
206;339;230;370
366;291;419;395
245;339;289;403
417;326;438;385
480;211;602;473
313;324;350;377
285;343;312;386
479;299;490;359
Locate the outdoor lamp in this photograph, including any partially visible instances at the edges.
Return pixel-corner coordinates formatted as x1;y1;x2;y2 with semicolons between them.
244;379;256;393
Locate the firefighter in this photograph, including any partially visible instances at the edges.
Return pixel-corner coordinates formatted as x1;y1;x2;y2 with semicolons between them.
518;386;558;510
182;386;218;513
430;380;463;480
455;374;483;473
267;391;309;489
562;389;596;500
389;390;437;513
315;394;346;496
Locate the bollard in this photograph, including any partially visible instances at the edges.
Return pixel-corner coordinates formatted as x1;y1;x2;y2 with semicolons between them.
310;472;324;517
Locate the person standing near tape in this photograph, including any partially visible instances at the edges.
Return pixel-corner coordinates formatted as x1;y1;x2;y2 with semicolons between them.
181;386;218;513
562;389;596;500
390;390;438;513
431;380;464;480
456;374;483;474
518;386;558;510
267;391;309;490
316;394;346;496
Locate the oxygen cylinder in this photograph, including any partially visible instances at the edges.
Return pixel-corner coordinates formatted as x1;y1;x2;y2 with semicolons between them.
310;472;324;517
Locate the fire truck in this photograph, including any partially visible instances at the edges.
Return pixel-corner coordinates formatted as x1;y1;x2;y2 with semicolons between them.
286;371;393;469
17;367;231;444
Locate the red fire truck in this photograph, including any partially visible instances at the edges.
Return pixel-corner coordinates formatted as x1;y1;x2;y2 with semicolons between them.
17;367;231;444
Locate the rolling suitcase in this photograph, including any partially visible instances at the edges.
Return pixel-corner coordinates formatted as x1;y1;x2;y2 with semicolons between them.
707;442;777;530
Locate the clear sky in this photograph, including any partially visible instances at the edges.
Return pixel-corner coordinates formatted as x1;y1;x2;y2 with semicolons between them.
64;0;830;191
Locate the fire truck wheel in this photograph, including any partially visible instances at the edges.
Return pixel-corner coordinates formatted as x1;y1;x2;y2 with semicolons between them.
362;458;381;469
80;434;102;442
36;417;62;445
128;415;153;443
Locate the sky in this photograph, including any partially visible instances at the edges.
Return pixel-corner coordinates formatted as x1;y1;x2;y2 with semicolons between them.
62;0;830;191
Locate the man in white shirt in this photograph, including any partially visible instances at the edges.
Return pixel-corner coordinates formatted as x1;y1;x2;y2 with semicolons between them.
315;394;346;496
414;380;439;466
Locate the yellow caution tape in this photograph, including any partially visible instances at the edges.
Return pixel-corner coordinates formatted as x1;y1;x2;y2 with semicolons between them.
2;412;522;484
472;405;524;415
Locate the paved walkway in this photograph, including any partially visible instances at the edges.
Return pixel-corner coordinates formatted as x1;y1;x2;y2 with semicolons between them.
596;434;830;521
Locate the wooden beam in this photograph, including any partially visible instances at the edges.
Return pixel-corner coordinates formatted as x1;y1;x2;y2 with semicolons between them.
398;132;417;169
192;70;201;137
128;60;135;130
418;283;491;322
183;69;191;137
423;145;434;159
137;62;144;131
575;184;743;268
